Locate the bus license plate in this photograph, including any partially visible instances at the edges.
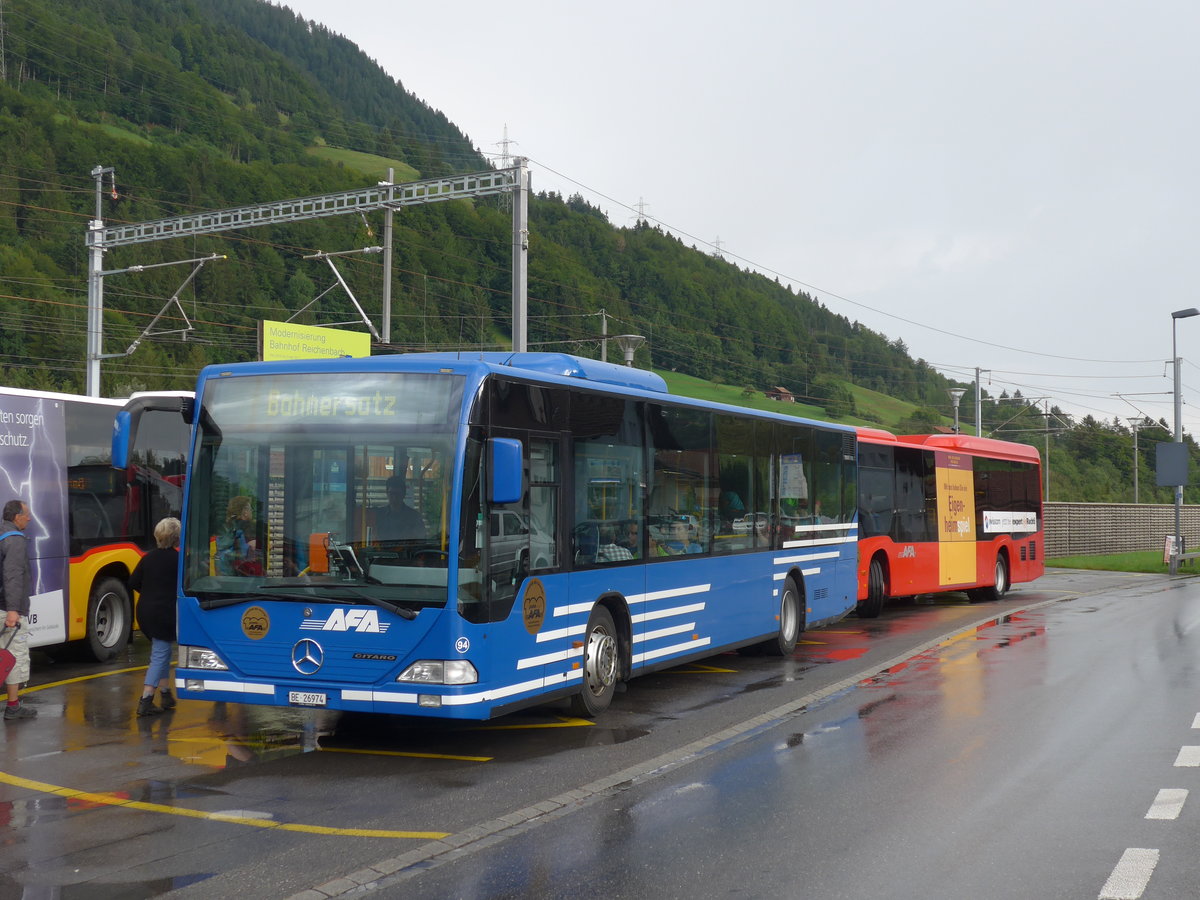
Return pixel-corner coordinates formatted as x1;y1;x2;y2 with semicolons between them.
288;691;327;707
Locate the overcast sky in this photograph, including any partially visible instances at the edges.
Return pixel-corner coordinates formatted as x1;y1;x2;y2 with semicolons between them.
281;0;1200;433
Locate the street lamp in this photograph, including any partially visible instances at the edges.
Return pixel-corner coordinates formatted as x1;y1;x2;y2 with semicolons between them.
612;334;645;367
1128;416;1152;503
1170;308;1199;574
947;388;967;434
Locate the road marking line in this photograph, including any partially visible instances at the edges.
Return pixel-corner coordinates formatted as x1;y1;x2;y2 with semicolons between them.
1099;848;1159;899
1192;712;1200;729
319;747;493;762
478;715;594;731
0;770;448;839
1173;746;1200;767
22;664;155;693
1145;788;1188;819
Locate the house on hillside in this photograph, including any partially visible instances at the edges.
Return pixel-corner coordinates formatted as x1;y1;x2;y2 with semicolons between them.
765;386;795;403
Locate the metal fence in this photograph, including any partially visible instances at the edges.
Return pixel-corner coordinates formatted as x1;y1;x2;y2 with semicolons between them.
1043;502;1200;558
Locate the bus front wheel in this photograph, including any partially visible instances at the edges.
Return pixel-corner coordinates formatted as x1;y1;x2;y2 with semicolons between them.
85;577;132;661
570;605;619;717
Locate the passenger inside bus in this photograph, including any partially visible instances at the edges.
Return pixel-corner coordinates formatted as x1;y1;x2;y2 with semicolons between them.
215;495;261;576
655;518;702;556
370;475;427;542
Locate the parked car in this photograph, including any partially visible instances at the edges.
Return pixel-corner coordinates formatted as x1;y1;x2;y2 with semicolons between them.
731;511;770;533
490;510;554;576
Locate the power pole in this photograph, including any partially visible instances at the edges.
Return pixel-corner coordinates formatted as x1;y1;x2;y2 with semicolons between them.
975;367;986;435
495;125;516;170
381;167;393;344
0;0;8;83
86;165;115;396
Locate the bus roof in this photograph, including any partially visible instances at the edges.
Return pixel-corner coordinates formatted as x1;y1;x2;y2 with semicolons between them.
409;351;670;394
857;427;1041;463
196;352;860;435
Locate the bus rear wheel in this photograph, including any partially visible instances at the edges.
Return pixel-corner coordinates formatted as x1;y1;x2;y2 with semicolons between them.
858;558;887;618
84;577;132;661
570;605;619;717
762;575;803;656
969;555;1009;603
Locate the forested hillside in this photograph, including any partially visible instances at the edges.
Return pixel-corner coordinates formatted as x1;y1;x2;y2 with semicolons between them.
0;0;1195;503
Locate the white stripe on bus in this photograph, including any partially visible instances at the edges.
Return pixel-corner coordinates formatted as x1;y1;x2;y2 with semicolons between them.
517;646;583;670
632;602;706;624
775;552;840;565
632;622;695;643
554;582;710;618
633;636;712;665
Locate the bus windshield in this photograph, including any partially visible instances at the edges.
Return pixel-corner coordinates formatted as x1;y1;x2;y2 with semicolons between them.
182;371;465;609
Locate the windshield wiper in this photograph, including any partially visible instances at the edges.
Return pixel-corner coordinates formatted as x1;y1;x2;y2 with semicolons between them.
315;584;419;620
195;584;420;619
197;589;335;609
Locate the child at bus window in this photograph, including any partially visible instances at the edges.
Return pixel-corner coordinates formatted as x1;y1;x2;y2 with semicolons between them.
216;495;261;576
657;518;701;555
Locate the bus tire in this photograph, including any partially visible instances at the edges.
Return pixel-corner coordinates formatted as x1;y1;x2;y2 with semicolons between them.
762;575;803;656
85;576;132;661
570;605;619;717
969;554;1009;603
858;558;887;618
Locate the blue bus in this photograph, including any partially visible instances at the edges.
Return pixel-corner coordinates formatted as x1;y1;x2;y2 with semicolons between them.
169;353;859;719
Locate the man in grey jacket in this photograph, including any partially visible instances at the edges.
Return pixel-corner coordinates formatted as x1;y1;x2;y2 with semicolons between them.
2;499;35;720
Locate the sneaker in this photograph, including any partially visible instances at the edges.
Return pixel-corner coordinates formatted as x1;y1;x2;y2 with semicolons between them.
4;702;36;720
136;696;162;717
159;689;176;710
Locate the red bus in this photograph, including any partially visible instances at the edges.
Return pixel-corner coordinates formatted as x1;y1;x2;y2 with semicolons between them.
855;429;1043;617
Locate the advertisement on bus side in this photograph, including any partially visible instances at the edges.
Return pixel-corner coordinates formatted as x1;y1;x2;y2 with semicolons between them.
0;392;68;644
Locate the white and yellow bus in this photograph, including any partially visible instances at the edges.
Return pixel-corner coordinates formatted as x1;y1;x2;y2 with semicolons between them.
0;386;189;660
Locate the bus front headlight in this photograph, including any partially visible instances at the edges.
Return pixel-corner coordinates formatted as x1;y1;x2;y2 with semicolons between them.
180;645;229;671
398;660;478;685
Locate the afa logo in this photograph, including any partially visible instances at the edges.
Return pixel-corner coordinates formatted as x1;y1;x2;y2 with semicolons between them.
242;606;270;640
898;545;916;559
300;608;391;634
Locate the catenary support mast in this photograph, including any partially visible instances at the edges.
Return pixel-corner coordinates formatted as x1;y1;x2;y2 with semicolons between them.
85;160;529;395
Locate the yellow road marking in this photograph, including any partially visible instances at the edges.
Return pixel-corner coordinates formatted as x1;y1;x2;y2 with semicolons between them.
22;664;152;693
0;770;449;839
479;715;593;730
318;746;492;762
669;663;737;674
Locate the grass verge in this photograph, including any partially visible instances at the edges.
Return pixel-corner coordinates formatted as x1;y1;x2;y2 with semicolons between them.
1046;550;1188;574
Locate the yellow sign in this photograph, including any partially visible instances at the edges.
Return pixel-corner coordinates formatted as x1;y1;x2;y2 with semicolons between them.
935;451;976;586
259;320;370;361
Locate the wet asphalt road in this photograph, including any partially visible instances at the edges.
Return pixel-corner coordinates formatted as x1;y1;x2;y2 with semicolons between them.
0;569;1178;899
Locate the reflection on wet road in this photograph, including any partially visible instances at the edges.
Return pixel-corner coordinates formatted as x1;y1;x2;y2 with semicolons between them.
0;570;1142;898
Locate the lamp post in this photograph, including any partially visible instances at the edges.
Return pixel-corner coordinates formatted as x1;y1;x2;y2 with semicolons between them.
948;388;966;434
1170;308;1199;574
1128;416;1152;504
612;334;645;367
